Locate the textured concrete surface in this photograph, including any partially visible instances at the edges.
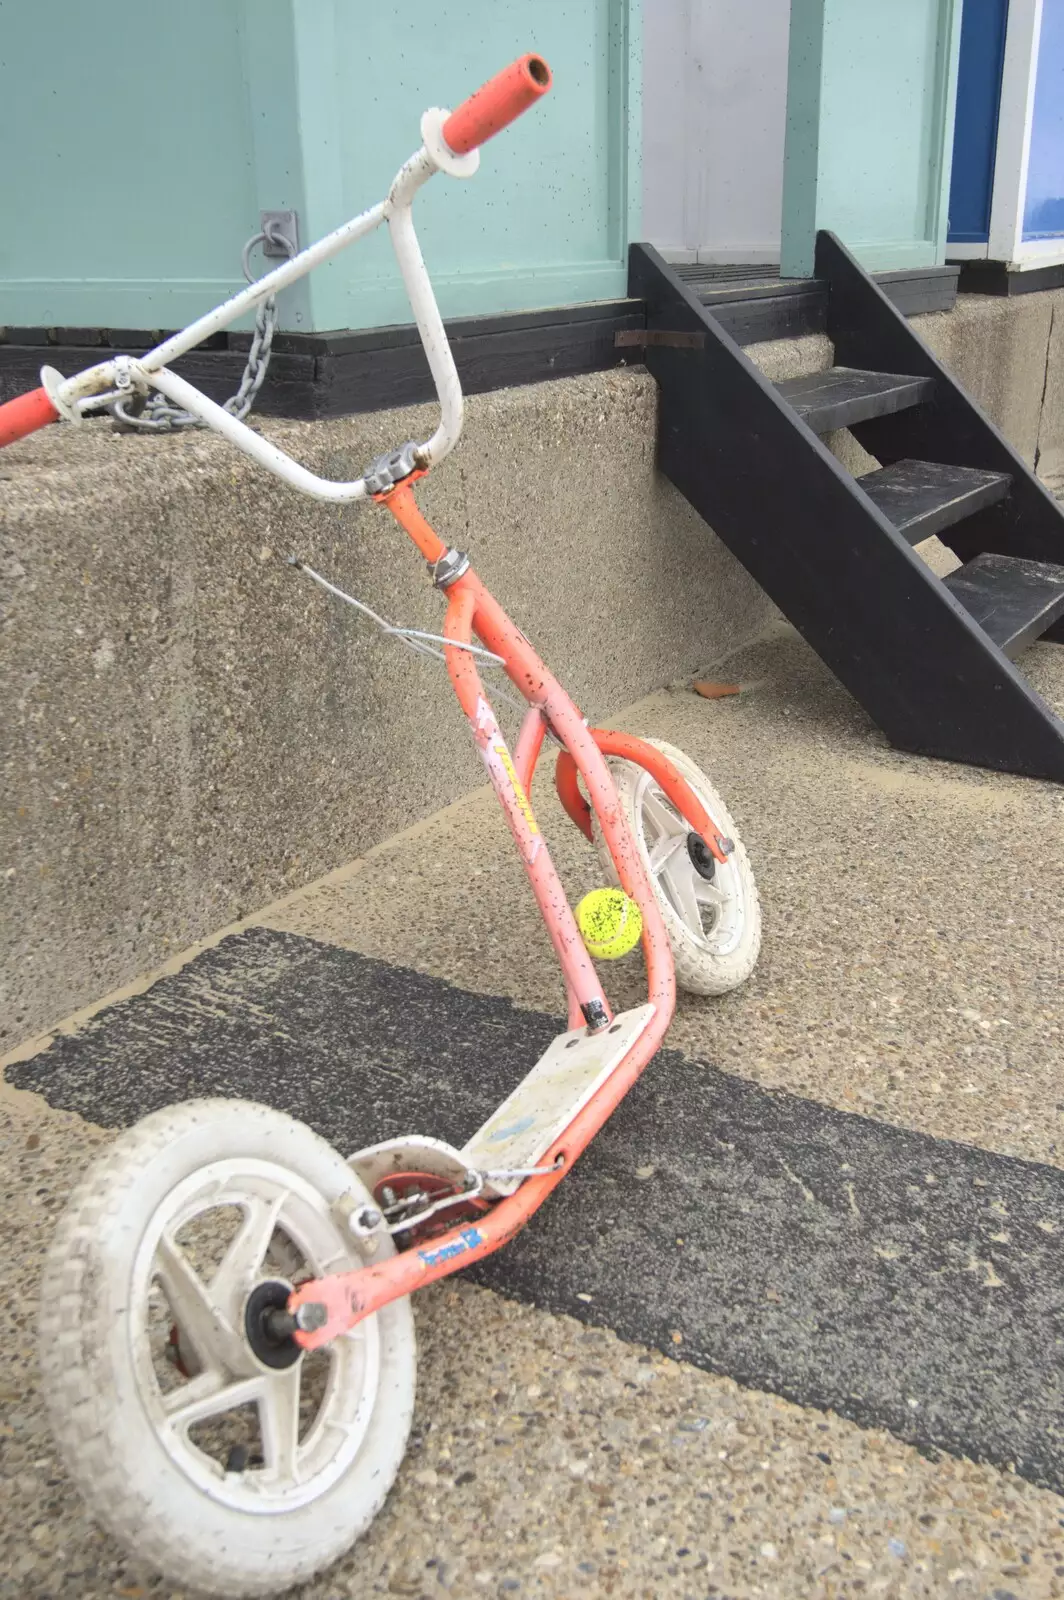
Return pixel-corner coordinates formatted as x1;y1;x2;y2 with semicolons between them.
1038;297;1064;494
5;1084;1064;1600
6;285;1064;1047
13;924;1064;1497
1;367;782;1045
252;621;1064;1172
914;290;1064;474
5;619;1064;1598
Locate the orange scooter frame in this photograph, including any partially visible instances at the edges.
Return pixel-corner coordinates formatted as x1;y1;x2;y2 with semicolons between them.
23;54;765;1597
289;482;734;1349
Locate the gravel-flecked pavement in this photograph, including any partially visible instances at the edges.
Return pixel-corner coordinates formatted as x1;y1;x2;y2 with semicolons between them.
5;622;1064;1599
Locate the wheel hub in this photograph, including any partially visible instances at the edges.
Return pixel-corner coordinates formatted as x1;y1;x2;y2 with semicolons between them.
686;832;717;881
243;1279;302;1370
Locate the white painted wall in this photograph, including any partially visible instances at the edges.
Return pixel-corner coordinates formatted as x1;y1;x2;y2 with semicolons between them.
642;0;792;262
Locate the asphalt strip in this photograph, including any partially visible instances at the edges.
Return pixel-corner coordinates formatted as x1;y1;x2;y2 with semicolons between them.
11;924;1064;1496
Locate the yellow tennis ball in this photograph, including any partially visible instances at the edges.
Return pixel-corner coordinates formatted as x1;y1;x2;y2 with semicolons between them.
576;887;643;960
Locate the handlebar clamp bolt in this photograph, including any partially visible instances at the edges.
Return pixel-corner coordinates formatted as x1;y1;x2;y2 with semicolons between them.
364;441;420;497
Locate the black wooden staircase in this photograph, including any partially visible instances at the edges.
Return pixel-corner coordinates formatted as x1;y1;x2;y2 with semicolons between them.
630;233;1064;781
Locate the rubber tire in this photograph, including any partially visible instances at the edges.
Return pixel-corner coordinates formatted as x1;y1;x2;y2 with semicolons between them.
593;738;761;996
39;1099;416;1598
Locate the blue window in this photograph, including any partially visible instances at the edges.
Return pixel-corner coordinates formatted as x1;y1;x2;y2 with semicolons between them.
947;0;1009;244
1023;0;1064;239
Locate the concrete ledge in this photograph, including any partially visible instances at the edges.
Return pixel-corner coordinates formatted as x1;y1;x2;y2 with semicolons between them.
4;283;1063;1044
912;288;1064;490
3;367;786;1042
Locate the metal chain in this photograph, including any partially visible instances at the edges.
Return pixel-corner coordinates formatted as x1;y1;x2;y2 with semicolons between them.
112;222;294;432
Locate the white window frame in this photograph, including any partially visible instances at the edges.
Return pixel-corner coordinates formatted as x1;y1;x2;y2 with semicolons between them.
949;0;1064;268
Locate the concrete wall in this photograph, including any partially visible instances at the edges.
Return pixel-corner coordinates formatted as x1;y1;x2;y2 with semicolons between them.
4;289;1064;1045
2;367;782;1046
917;287;1064;493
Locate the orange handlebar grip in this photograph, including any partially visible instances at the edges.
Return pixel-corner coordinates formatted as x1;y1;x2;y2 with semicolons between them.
442;54;552;156
0;385;59;448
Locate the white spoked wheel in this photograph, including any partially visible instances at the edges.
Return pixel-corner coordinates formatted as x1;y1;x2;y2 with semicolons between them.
39;1099;415;1598
594;738;761;995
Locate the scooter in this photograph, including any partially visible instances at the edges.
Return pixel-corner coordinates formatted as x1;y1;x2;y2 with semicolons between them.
2;55;761;1597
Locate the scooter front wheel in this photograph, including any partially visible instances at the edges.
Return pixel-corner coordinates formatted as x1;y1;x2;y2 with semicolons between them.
594;738;761;995
39;1099;415;1598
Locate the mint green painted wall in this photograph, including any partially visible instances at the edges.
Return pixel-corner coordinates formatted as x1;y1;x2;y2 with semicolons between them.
781;0;962;276
0;0;639;333
0;0;259;326
315;0;639;329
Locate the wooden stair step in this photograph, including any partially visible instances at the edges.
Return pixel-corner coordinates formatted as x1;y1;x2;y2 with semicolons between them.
944;552;1064;658
775;366;935;432
857;458;1011;544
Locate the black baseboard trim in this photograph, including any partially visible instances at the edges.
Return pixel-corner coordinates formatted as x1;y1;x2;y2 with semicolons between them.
671;262;959;344
0;257;962;421
954;258;1064;296
0;300;643;420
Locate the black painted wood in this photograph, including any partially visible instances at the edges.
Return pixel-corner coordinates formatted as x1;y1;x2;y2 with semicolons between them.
873;265;962;316
628;240;1064;780
816;231;1064;573
705;286;827;344
0;260;959;416
857;459;1011;544
4;327;52;346
675;262;958;318
944;553;1064;658
956;258;1064;297
310;308;643;419
0;341;318;415
776;367;935;433
242;298;643;358
0;303;644;416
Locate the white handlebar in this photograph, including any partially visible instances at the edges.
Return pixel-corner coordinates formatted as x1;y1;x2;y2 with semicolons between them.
53;116;478;503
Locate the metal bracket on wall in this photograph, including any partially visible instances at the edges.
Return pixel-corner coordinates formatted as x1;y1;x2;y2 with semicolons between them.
260;210;300;259
614;329;705;351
